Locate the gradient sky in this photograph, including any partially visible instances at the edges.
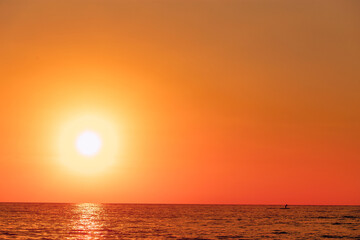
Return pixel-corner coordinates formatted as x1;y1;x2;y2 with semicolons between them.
0;0;359;204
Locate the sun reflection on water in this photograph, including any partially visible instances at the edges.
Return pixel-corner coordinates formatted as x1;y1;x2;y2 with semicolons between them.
70;203;105;239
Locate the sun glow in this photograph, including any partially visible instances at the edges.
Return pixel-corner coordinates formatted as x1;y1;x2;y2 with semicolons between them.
58;115;119;175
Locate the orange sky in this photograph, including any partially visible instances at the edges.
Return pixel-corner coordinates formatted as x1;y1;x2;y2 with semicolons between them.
0;0;359;204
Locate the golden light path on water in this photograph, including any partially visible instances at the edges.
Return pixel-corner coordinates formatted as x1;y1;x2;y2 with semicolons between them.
71;203;105;239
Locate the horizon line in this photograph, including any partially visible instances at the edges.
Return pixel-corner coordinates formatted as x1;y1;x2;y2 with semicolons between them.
0;201;359;206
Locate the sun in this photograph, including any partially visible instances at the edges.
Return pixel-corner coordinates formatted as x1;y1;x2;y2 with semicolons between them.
58;115;120;175
76;130;102;157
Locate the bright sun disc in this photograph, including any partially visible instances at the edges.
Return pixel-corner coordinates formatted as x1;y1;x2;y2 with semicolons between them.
76;131;102;157
58;115;120;175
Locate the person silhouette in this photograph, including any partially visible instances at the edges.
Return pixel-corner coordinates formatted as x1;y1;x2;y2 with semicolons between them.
285;204;288;209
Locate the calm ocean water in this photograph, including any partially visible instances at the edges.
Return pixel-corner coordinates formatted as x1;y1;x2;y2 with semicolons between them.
0;203;359;239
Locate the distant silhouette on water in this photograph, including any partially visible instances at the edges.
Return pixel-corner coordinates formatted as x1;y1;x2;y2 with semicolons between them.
280;204;289;209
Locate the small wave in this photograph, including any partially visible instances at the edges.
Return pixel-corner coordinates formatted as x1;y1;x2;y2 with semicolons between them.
321;235;346;239
178;238;211;240
332;222;342;225
342;215;357;219
217;235;246;239
272;230;288;235
0;231;17;236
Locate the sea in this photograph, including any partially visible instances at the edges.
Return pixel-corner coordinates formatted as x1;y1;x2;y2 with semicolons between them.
0;203;359;239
